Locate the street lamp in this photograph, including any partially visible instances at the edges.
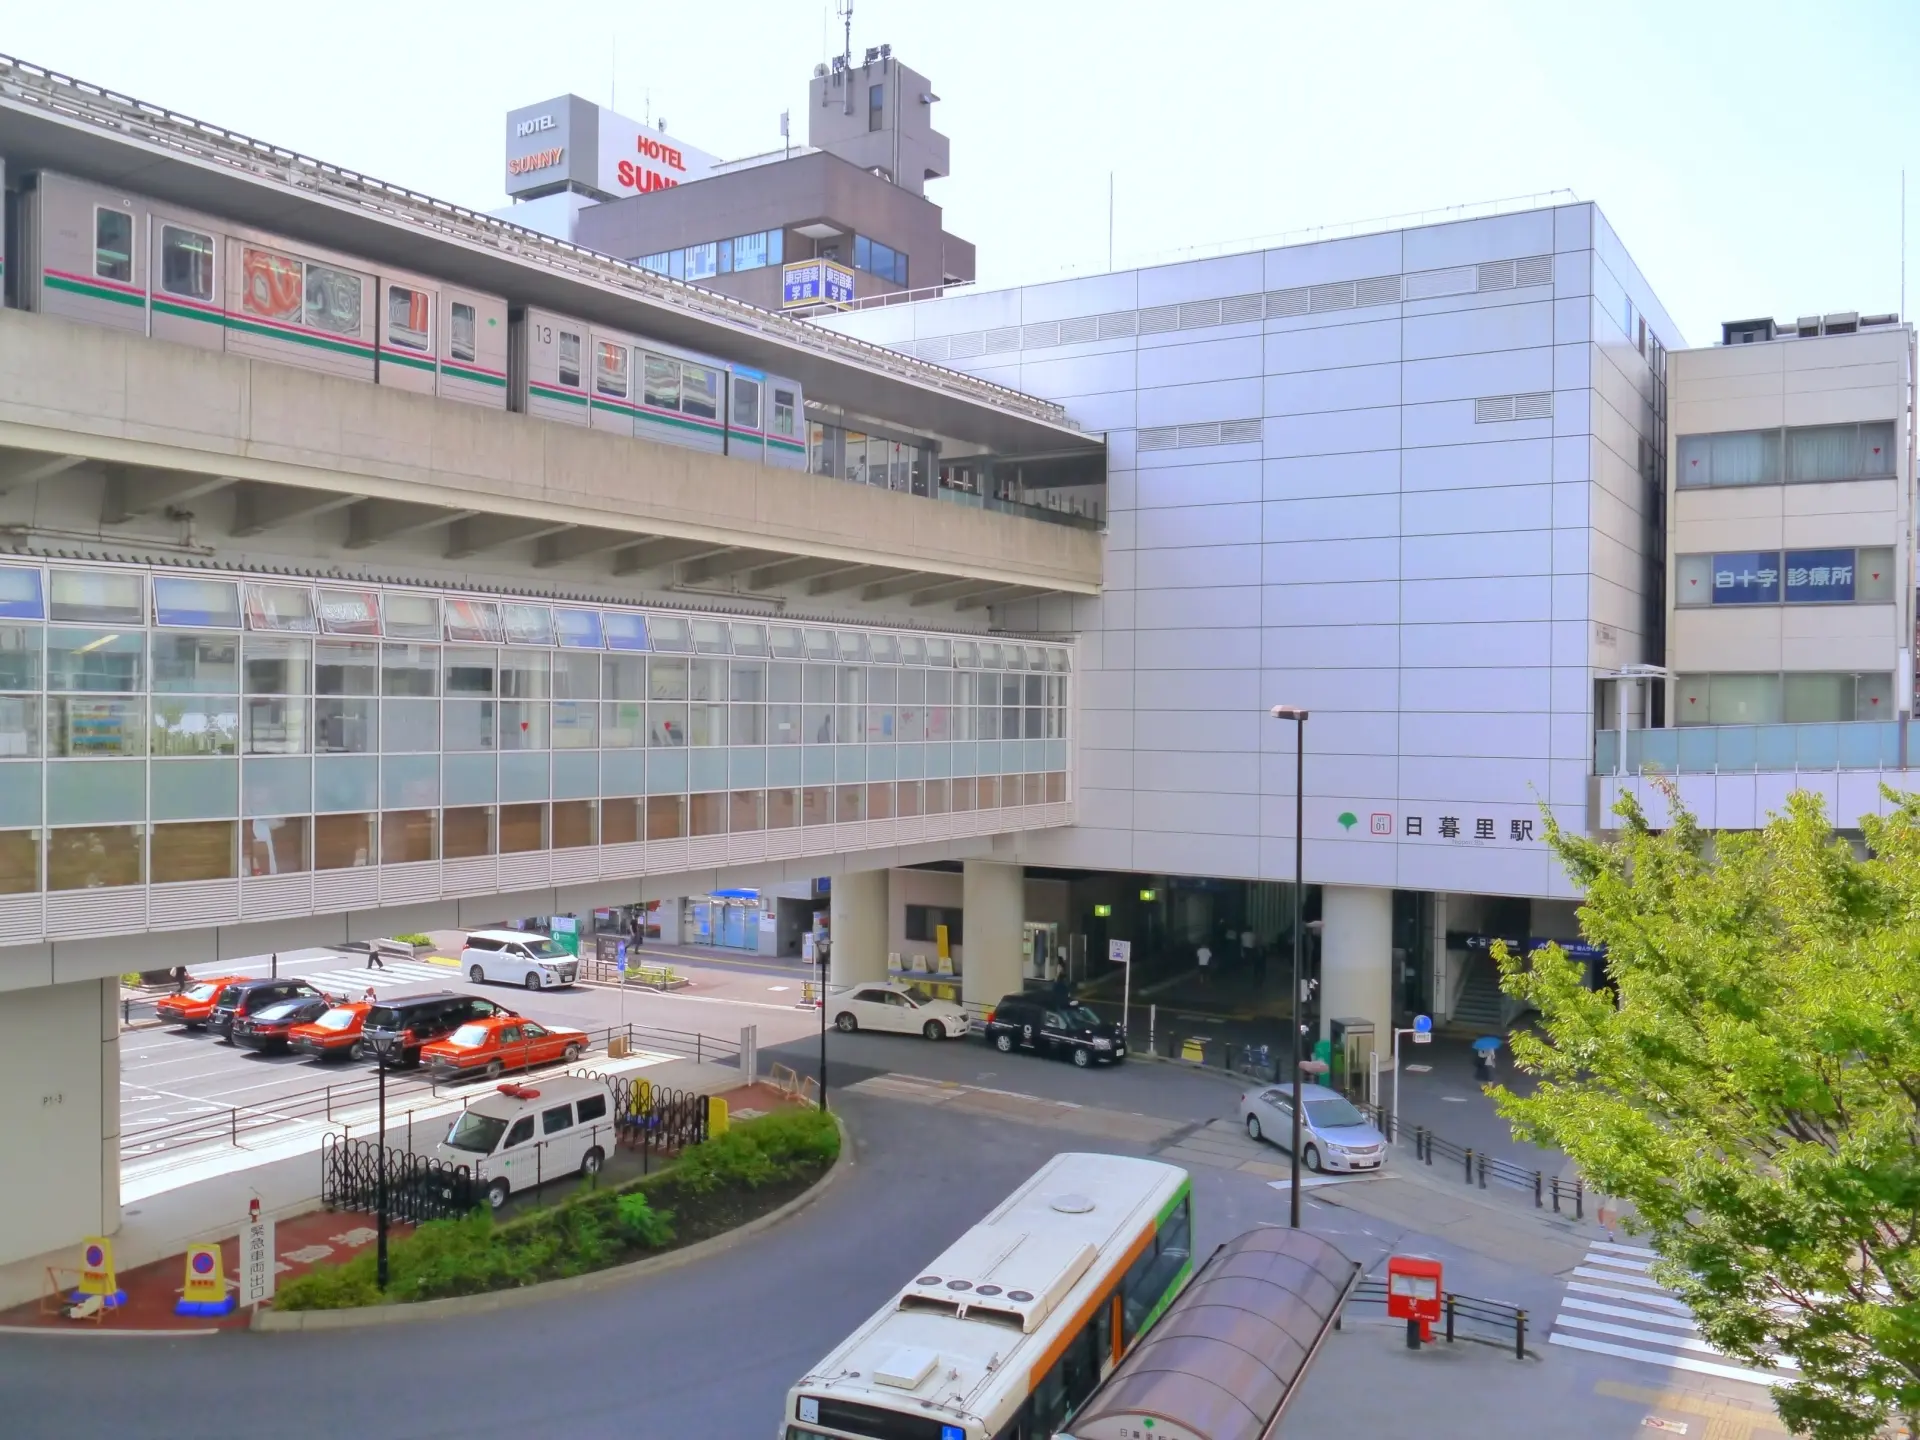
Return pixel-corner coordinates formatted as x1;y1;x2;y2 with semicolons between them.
1270;703;1309;1228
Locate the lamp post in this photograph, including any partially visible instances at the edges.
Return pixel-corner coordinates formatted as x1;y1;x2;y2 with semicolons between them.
818;935;830;1114
375;1041;389;1291
1270;703;1309;1228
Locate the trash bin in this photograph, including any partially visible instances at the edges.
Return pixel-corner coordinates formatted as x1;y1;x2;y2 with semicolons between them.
1472;1035;1500;1082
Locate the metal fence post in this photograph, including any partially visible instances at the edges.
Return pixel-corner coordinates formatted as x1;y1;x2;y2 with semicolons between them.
1463;1146;1473;1182
1574;1180;1583;1221
1445;1292;1456;1344
1516;1309;1528;1360
1476;1153;1488;1189
230;1107;238;1146
696;1032;703;1065
1534;1171;1543;1208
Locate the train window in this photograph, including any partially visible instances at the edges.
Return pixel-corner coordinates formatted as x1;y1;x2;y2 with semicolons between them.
160;225;215;301
304;261;362;336
94;208;134;283
682;365;721;421
386;286;430;352
643;354;680;411
242;246;303;323
773;388;798;437
450;302;476;363
595;342;629;400
558;331;582;389
731;376;762;432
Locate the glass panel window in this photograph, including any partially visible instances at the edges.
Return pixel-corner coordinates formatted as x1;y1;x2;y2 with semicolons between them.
243;696;307;754
0;567;45;620
731;375;763;431
241;245;303;322
245;584;317;633
650;617;691;653
152;820;236;883
499;604;553;646
316;588;380;636
643;354;680;411
557;331;582;389
316;812;375;869
554;700;598;749
595;341;629;399
50;570;143;625
381;809;438;864
386;285;430;351
444;699;495;751
684;242;718;281
1857;672;1896;720
445;599;504;644
382;592;440;640
0;830;39;894
1856;547;1896;603
1860;422;1896;476
499;649;549;700
1783;548;1857;604
604;612;649;652
152;632;239;693
681;365;721;420
246;815;310;876
1709;551;1781;604
95;207;134;282
768;229;783;265
0;696;37;758
689;792;726;836
1708;673;1782;725
444;648;496;696
48;697;144;756
381;643;438;696
646;795;686;840
47;628;143;692
602;654;647;702
245;636;309;695
151;697;238;756
731;623;768;658
48;824;142;890
769;626;805;660
717;237;732;274
450;301;477;363
304;261;363;336
771;387;797;438
556;609;603;649
314;641;379;696
691;622;730;659
314;697;375;753
1784;672;1852;723
553;800;596;849
733;231;768;271
160;225;217;301
501;701;548;749
1788;425;1858;483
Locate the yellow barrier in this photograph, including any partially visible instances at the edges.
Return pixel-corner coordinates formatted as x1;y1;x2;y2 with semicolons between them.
707;1096;730;1136
1180;1037;1206;1063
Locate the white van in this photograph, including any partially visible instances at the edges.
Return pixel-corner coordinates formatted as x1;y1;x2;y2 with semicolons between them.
433;1077;616;1208
461;929;581;990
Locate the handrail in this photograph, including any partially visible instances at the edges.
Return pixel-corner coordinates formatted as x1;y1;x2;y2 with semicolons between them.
1342;1276;1531;1359
0;52;1070;430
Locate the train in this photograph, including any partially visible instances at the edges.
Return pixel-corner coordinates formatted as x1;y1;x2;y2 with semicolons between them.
1;168;807;468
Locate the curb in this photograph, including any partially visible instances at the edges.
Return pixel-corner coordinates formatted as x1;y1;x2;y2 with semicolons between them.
252;1110;851;1332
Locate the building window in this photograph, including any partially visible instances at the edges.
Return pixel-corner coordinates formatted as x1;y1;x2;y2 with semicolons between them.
1676;672;1894;726
638;252;671;277
869;82;884;131
905;904;963;945
732;232;768;271
1678;423;1895;487
684;243;718;282
851;235;907;286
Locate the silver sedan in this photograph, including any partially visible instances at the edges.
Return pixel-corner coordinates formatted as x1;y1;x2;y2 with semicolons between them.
1237;1081;1388;1173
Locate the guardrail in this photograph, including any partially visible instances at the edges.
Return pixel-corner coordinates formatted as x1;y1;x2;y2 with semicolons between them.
1340;1276;1531;1359
321;1136;478;1223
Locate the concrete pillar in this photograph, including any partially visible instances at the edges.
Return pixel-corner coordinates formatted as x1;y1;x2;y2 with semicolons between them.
0;976;117;1265
98;978;120;1237
962;859;1024;1012
829;869;890;989
1320;884;1393;1050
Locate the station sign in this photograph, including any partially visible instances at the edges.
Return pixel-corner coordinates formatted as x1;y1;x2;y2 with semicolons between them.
782;259;856;309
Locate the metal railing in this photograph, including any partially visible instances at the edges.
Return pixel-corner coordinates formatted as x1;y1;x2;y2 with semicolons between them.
0;53;1070;430
1340;1276;1531;1359
321;1136;477;1223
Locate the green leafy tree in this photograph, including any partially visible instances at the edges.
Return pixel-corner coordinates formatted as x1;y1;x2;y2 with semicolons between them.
1492;787;1920;1439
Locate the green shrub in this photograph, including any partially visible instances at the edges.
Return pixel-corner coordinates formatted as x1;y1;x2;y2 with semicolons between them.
274;1252;380;1311
390;933;434;947
673;1105;839;1194
615;1189;676;1248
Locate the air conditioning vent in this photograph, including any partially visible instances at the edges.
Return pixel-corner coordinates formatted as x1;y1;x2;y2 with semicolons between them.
1514;254;1554;287
983;326;1021;354
1179;299;1222;329
1475;395;1518;423
1097;310;1138;339
1404;266;1475;299
1266;287;1310;317
1177;422;1223;447
947;331;984;359
1221;294;1264;324
1220;419;1264;444
1513;391;1553;419
1477;260;1517;291
1138;426;1179;451
1354;275;1401;307
1475;392;1553;423
1309;281;1356;312
1138;305;1180;334
1022;321;1061;349
1058;316;1098;345
1140;418;1260;452
916;335;951;362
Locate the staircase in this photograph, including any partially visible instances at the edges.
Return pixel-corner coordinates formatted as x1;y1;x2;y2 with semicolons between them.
1450;953;1505;1031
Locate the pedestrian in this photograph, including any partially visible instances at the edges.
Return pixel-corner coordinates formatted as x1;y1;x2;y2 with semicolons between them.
1196;942;1212;987
362;986;377;1005
1049;973;1071;1008
172;965;189;994
366;944;385;971
1241;927;1255;967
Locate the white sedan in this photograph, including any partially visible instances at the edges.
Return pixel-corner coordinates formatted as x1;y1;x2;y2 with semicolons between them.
831;982;970;1040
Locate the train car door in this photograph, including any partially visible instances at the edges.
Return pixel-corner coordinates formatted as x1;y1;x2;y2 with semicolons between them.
764;376;807;470
589;332;636;435
437;288;508;409
376;277;438;395
517;308;589;426
727;367;765;463
148;212;226;350
28;172;146;333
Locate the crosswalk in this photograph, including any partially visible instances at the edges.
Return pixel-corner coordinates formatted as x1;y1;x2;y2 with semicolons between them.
1550;1241;1797;1391
298;959;462;996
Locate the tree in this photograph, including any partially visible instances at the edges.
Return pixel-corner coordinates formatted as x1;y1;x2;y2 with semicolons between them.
1493;786;1920;1439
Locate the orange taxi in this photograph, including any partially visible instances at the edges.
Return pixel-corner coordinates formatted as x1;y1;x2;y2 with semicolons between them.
420;1014;589;1081
155;976;251;1030
288;1000;373;1061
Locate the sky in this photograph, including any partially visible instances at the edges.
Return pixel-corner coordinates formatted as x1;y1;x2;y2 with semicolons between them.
6;0;1918;347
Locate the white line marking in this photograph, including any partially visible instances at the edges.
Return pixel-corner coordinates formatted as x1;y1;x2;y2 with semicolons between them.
1573;1265;1668;1291
1566;1281;1693;1314
1562;1297;1697;1332
1584;1254;1653;1273
1547;1332;1788;1389
1593;1240;1659;1259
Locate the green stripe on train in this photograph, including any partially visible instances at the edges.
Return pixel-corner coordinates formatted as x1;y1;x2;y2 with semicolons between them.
442;365;508;388
530;385;590;407
45;273;144;309
381;349;438;373
637;410;723;437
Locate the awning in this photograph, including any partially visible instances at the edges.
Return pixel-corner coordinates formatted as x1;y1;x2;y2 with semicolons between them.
1058;1227;1359;1440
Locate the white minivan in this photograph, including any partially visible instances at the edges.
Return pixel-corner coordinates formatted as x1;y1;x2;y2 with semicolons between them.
461;929;581;990
434;1077;617;1209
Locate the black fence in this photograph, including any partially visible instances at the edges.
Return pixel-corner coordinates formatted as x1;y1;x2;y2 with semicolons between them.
321;1134;478;1223
1340;1276;1531;1359
578;1071;709;1172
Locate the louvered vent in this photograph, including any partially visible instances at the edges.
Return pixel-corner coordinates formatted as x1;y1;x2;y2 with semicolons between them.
1475;395;1518;423
1098;311;1138;339
1355;275;1402;307
1221;294;1264;324
1059;316;1098;345
1178;422;1223;447
1137;418;1261;452
948;331;984;360
1477;260;1517;291
916;335;951;362
984;326;1021;354
1475;393;1553;422
1514;254;1553;287
1179;300;1222;329
1220;419;1264;444
1266;288;1310;317
1138;305;1180;334
1405;267;1475;299
1023;321;1061;349
1513;391;1553;419
1139;426;1179;451
1309;282;1356;312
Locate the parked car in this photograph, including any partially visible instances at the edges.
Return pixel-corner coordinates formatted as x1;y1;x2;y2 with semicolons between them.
155;975;249;1030
209;978;325;1041
461;930;580;990
1237;1082;1388;1173
231;995;335;1054
421;1014;589;1082
360;992;513;1069
981;993;1126;1067
433;1077;616;1210
288;1000;373;1060
830;981;970;1040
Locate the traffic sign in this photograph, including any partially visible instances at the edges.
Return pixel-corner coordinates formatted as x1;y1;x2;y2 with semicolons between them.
615;938;629;974
242;1208;275;1308
1107;939;1132;964
1413;1013;1432;1044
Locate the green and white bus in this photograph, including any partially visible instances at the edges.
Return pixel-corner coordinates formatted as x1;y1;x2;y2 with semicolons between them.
782;1152;1193;1440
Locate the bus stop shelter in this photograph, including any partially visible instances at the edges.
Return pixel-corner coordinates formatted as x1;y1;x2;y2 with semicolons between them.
1057;1226;1359;1440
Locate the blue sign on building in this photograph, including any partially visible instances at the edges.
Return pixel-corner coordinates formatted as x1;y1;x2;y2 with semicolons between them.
1783;548;1855;603
1710;551;1781;604
781;259;855;309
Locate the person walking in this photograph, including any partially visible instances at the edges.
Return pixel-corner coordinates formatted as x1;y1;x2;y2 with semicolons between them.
366;944;385;971
172;965;189;994
1196;942;1212;988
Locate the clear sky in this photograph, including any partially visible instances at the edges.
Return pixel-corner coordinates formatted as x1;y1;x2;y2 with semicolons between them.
6;0;1917;347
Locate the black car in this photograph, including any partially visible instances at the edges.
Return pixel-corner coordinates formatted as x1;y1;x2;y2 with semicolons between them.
209;978;325;1040
361;992;514;1069
982;993;1127;1067
231;995;333;1054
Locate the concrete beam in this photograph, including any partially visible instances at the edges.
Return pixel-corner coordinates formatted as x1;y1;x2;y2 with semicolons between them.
445;514;578;560
612;537;739;576
910;577;1007;607
533;528;644;569
861;571;941;602
954;584;1042;612
229;482;362;537
678;548;785;586
807;564;897;597
746;555;862;591
101;467;236;524
343;498;473;550
0;451;85;496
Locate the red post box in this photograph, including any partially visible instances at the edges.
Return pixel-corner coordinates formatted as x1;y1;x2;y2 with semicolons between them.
1386;1254;1443;1347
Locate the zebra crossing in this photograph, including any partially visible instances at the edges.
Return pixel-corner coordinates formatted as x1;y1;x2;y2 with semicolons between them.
297;958;461;996
1550;1240;1798;1391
